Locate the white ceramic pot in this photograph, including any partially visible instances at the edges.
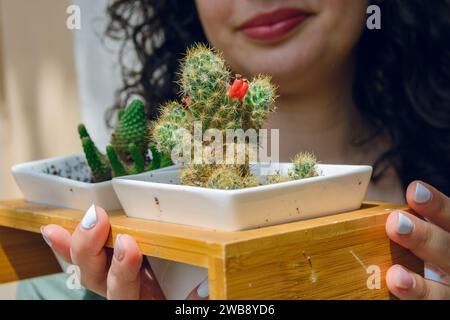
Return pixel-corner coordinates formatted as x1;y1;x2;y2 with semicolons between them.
113;163;372;231
11;154;121;211
113;163;372;299
12;154;180;212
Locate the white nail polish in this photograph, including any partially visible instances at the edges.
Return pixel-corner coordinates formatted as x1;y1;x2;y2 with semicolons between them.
197;278;209;298
397;212;414;234
114;234;125;261
81;204;97;230
414;182;432;204
41;226;52;247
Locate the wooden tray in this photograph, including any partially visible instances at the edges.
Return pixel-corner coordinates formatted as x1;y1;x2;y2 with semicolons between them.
0;199;422;299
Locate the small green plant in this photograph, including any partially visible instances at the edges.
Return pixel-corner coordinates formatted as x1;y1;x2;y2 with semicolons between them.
289;152;320;180
78;99;172;183
150;44;320;189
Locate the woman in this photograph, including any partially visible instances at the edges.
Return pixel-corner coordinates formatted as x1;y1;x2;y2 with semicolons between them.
41;0;450;299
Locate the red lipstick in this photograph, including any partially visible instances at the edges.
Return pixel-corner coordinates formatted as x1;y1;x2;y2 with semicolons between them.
239;8;309;42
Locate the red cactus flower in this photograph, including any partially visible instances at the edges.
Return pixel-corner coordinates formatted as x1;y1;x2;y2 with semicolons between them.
229;78;249;102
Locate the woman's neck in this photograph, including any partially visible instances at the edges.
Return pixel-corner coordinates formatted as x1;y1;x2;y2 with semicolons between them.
261;60;405;203
263;66;379;165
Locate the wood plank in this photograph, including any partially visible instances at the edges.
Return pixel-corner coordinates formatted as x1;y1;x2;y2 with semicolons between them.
0;199;225;266
0;227;61;283
0;199;423;299
223;222;422;299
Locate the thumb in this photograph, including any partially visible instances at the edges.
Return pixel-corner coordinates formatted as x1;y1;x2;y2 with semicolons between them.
387;264;450;300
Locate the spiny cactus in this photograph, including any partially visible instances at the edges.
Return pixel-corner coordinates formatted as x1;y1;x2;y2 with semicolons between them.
242;174;262;188
150;44;278;189
151;101;193;155
206;166;245;190
111;100;149;160
78;99;172;182
150;44;319;189
177;43;276;133
289;152;320;180
179;164;214;187
80;135;111;182
180;44;230;128
266;174;290;185
243;75;277;129
266;152;319;185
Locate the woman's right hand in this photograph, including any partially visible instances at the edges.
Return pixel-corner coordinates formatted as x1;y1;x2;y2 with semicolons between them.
40;204;209;300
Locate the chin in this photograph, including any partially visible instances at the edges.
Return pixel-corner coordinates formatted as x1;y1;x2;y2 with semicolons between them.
235;46;319;84
226;29;322;77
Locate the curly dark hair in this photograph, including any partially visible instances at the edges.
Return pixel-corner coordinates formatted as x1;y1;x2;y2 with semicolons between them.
105;0;450;195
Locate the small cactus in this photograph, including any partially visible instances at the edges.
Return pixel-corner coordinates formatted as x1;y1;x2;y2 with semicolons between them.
150;44;278;189
206;166;245;190
78;99;172;182
242;174;261;188
151;101;193;155
266;174;290;185
180;44;230;129
80;136;111;182
289;152;320;180
150;44;319;190
179;164;214;187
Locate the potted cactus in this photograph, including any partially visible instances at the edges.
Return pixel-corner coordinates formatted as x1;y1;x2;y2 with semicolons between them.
149;44;322;190
113;44;372;229
111;44;373;300
11;99;173;211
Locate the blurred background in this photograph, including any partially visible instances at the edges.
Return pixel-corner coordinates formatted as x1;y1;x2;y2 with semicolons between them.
0;0;123;298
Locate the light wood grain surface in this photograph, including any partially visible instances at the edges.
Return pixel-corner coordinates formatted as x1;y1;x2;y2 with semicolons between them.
0;199;423;299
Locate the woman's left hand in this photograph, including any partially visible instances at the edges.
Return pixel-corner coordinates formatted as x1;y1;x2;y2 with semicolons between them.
385;181;450;299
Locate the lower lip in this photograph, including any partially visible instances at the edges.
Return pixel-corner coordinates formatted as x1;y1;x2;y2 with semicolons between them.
240;15;307;42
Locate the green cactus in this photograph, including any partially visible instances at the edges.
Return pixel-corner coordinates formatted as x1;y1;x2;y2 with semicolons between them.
151;101;193;155
81;137;111;182
78;99;172;182
106;145;127;177
206;166;245;190
242;174;261;188
149;44;320;189
150;44;279;189
179;164;214;187
243;75;277;129
180;44;230;128
289;152;320;180
177;43;276;133
266;174;290;185
111;99;149;161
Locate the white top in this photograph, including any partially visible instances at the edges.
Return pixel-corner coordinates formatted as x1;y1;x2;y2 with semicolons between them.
72;0;124;151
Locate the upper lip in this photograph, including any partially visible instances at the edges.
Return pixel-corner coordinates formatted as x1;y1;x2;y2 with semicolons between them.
238;7;309;30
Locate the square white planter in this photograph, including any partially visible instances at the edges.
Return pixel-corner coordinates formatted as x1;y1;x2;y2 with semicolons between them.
113;163;373;231
11;154;121;211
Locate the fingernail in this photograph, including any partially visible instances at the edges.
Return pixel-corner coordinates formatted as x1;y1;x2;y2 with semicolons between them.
397;212;414;234
197;278;209;298
81;204;97;230
114;234;124;261
40;226;52;247
414;182;432;204
395;266;416;289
